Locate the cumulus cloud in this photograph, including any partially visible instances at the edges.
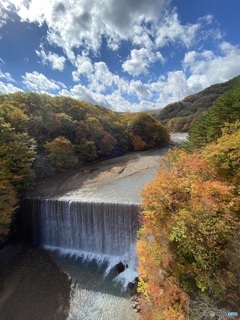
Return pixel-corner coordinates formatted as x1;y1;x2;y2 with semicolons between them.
183;42;240;91
156;10;200;48
88;62;128;94
122;48;164;76
128;80;152;100
61;85;133;112
68;84;99;105
72;54;93;81
149;71;191;106
0;81;22;94
63;43;240;112
22;71;66;92
72;60;129;94
5;0;169;56
36;47;66;71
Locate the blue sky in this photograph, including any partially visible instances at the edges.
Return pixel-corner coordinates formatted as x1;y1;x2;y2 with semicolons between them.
0;0;240;112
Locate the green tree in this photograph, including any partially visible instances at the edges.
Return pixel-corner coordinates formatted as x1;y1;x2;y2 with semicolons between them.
207;89;240;141
187;80;240;149
0;119;36;193
187;112;210;149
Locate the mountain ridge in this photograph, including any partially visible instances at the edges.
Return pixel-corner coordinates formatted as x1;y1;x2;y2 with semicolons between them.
147;75;240;131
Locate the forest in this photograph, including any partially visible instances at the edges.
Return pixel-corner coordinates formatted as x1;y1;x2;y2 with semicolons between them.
155;75;240;133
0;92;169;242
137;79;240;319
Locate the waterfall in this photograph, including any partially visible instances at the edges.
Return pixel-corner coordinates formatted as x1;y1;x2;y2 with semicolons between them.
23;199;140;270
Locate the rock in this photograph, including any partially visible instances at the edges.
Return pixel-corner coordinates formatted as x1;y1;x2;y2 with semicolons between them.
127;277;139;293
110;166;125;174
115;261;125;273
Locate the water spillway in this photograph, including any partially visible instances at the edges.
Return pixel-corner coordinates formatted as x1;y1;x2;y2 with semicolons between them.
20;198;142;319
23;199;140;260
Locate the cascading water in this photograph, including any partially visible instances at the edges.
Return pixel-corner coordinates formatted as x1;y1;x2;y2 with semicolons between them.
28;199;139;256
22;197;141;319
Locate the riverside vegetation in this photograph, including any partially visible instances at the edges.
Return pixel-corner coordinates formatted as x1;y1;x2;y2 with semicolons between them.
137;77;240;319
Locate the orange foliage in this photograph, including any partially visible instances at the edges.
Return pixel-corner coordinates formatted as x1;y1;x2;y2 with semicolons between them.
132;135;147;151
137;129;240;319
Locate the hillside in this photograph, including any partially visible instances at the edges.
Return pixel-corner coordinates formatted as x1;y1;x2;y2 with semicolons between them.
153;75;240;132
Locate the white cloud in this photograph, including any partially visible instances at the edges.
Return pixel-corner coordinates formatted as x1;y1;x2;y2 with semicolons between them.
72;54;93;81
0;6;9;28
122;48;164;76
128;80;152;100
156;10;200;48
68;84;99;105
61;85;133;112
138;100;159;111
183;42;240;91
72;60;129;94
132;24;154;49
100;91;133;112
22;71;66;92
150;71;190;107
36;47;66;71
0;81;22;94
0;70;15;82
4;0;169;57
2;0;239;114
88;62;128;94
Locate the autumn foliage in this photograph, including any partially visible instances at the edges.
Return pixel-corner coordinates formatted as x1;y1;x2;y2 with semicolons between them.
137;123;240;319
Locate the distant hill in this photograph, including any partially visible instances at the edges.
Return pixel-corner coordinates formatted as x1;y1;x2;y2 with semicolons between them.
151;75;240;132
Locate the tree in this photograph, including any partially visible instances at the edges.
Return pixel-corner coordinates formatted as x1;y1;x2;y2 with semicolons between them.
0;166;18;238
0;118;36;193
97;131;117;156
44;136;78;171
187;112;210;149
203;121;240;185
125;112;170;150
187;80;240;149
0;118;35;238
0;102;29;133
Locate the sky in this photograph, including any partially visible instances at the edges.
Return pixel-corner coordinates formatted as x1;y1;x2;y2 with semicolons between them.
0;0;240;112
